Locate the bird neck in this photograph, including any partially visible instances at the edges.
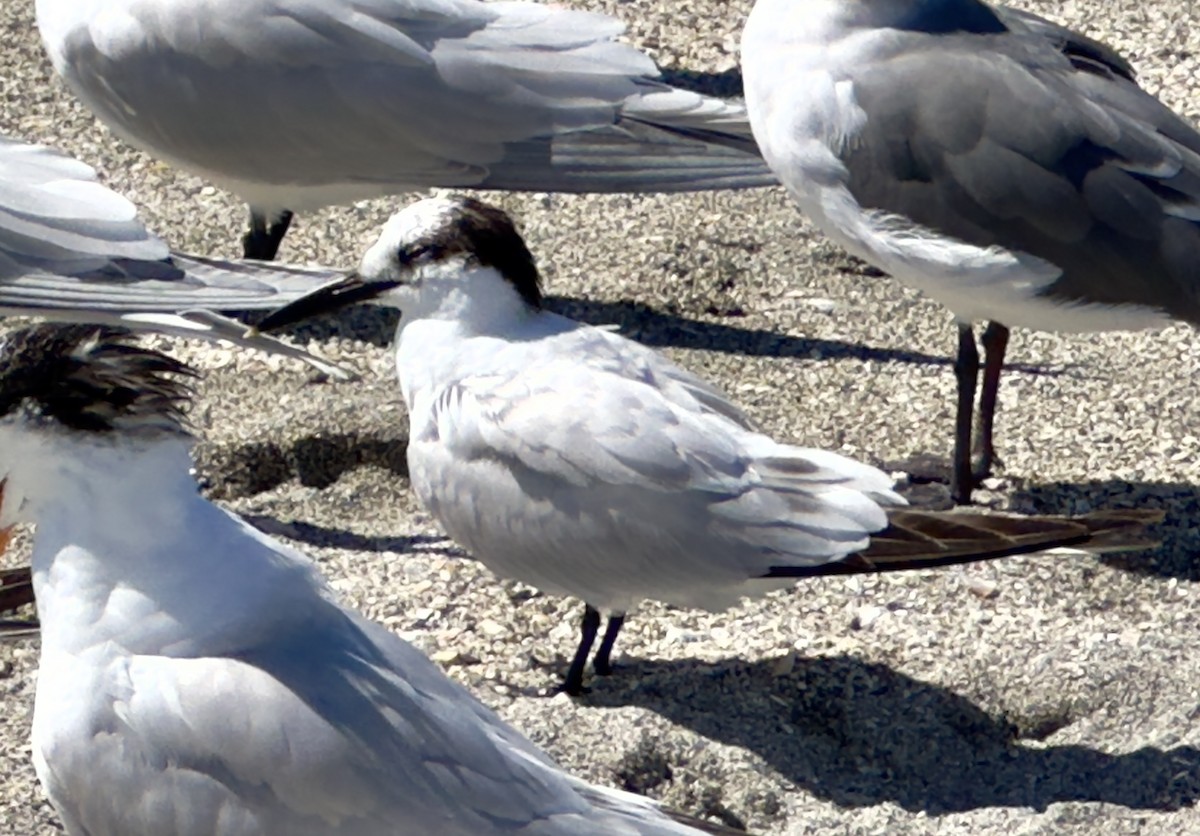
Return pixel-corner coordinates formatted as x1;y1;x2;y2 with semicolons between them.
399;262;539;337
17;431;320;658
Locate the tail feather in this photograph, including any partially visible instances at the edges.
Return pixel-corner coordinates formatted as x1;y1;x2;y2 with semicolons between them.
0;565;35;634
0;566;31;605
762;509;1163;578
470;72;777;194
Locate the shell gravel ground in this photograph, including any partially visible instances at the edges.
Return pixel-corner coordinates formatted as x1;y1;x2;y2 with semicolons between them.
2;0;1200;833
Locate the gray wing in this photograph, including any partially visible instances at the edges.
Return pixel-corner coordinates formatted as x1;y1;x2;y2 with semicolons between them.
0;135;168;276
1;254;350;314
53;596;706;834
838;9;1200;320
429;363;893;559
0;135;352;376
991;6;1135;81
0;135;350;312
46;0;773;200
557;325;754;429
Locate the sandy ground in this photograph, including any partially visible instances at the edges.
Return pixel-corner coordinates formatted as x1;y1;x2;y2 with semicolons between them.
2;0;1200;833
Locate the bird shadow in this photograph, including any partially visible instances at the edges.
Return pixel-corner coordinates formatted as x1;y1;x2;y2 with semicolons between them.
245;293;1066;376
194;432;410;500
1006;478;1200;581
238;515;461;557
581;654;1200;814
658;67;746;100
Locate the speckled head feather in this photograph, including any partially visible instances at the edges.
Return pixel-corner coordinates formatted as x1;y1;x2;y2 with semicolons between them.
387;195;543;309
0;324;196;434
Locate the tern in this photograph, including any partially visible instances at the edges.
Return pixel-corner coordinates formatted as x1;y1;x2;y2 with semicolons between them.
0;322;748;835
741;0;1200;503
36;0;777;260
257;195;1161;695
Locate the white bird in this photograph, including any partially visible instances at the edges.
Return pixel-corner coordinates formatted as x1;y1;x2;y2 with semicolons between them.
35;0;776;261
741;0;1200;504
257;196;1161;695
0;322;749;835
0;133;350;377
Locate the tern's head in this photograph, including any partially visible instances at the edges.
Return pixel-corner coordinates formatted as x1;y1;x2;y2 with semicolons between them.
0;324;195;529
256;196;542;332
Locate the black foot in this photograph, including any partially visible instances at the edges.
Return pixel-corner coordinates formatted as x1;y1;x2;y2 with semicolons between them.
950;478;976;507
971;451;1004;485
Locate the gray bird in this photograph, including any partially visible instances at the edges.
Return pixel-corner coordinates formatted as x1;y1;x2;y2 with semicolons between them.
742;0;1200;503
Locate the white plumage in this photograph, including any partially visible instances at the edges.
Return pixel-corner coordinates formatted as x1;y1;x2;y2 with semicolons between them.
254;195;1159;694
0;324;731;835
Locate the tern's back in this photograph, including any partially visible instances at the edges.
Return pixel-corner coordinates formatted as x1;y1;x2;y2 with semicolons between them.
36;0;773;217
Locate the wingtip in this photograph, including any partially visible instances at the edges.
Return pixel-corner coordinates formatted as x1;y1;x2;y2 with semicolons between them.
762;506;1164;578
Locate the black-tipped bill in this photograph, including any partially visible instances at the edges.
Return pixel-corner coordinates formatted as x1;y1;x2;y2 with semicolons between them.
254;274;402;334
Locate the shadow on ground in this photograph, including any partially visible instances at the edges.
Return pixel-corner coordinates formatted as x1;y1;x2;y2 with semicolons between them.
240;516;461;557
658;67;745;99
583;653;1200;814
196;432;410;499
249;292;1071;376
1005;479;1200;580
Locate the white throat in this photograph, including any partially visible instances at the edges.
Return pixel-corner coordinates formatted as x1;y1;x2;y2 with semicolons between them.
395;260;537;337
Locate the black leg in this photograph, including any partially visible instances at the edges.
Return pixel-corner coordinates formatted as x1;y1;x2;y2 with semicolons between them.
974;322;1010;482
591;614;625;676
951;323;980;505
242;209;294;261
564;605;601;696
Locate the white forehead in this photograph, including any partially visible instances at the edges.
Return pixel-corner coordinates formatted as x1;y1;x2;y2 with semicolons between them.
359;196;464;276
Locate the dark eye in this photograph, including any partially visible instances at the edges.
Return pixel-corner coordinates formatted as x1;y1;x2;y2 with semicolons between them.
396;243;441;267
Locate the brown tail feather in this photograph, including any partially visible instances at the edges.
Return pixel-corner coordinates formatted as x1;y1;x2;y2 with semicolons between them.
0;565;34;614
763;509;1163;578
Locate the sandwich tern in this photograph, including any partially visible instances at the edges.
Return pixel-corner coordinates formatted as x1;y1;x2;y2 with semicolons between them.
0;322;746;835
258;195;1162;695
36;0;777;260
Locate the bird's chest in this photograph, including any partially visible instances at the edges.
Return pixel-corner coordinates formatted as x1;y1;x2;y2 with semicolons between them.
31;652;134;821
